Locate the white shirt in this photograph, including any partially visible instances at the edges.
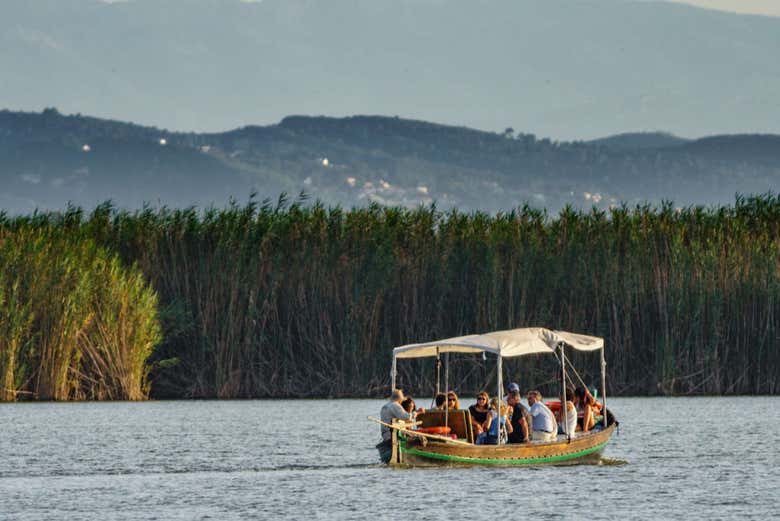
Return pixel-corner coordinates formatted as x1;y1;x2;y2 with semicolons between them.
529;401;555;432
561;401;577;435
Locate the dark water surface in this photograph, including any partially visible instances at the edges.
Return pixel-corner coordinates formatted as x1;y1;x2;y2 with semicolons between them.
1;397;778;520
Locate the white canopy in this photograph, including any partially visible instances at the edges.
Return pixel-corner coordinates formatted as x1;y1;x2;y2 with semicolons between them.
393;327;603;359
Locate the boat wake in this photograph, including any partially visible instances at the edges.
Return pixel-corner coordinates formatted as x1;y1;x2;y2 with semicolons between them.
595;457;629;466
253;462;383;472
0;463;382;481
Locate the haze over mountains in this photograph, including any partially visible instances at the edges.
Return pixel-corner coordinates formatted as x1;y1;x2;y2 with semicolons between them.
3;0;780;140
2;108;779;214
3;0;779;213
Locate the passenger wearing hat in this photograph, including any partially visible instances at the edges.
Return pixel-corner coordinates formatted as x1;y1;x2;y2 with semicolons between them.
504;382;520;407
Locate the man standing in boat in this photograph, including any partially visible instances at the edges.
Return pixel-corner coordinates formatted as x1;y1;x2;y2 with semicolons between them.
376;389;412;463
527;390;557;442
379;389;411;442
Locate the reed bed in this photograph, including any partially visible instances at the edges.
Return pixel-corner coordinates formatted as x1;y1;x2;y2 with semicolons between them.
0;211;161;401
1;194;779;399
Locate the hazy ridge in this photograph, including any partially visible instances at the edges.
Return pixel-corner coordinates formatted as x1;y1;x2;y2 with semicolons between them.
2;108;780;214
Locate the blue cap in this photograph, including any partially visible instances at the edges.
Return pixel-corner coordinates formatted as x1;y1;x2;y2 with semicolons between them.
507;382;520;393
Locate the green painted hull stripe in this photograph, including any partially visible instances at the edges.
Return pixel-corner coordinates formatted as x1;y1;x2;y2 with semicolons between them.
400;440;609;465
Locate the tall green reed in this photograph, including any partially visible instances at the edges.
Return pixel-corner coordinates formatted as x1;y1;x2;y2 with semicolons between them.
3;194;780;399
0;216;161;401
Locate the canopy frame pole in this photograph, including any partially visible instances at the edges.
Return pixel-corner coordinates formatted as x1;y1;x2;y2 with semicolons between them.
444;352;450;431
391;355;397;393
560;342;570;440
600;345;608;428
435;347;441;396
497;353;503;445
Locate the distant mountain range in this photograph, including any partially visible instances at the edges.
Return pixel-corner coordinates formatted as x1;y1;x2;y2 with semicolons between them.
587;132;690;151
2;108;779;214
3;0;780;140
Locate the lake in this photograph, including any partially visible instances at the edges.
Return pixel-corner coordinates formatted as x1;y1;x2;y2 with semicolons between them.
1;397;778;520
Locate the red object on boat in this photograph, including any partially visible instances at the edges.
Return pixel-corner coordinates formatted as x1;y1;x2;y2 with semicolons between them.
417;426;452;435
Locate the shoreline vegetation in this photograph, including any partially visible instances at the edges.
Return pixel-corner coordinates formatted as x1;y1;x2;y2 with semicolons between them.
1;194;779;401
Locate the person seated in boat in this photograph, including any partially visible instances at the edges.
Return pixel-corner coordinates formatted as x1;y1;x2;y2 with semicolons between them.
401;396;425;416
401;396;428;430
433;393;447;410
586;387;606;427
503;381;521;411
480;397;511;445
527;390;557;442
475;397;505;445
556;387;577;437
469;391;492;440
574;386;596;432
507;390;530;443
379;389;411;443
446;391;461;410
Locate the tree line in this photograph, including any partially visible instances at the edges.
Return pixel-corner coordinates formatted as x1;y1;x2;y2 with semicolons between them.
1;194;779;400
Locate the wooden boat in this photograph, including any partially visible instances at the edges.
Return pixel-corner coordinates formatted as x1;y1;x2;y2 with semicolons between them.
375;327;618;467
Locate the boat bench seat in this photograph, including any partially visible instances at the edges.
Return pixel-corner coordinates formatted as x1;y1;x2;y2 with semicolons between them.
416;410;474;444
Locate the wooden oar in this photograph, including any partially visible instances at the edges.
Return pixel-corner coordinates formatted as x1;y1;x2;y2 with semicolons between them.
367;416;471;446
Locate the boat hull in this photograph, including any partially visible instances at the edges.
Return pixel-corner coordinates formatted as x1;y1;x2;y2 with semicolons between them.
391;424;616;467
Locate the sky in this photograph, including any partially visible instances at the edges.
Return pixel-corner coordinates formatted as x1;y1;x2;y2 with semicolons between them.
6;0;780;140
665;0;780;16
97;0;780;17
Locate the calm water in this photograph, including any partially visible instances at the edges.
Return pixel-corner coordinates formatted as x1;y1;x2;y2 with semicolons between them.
1;397;778;520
